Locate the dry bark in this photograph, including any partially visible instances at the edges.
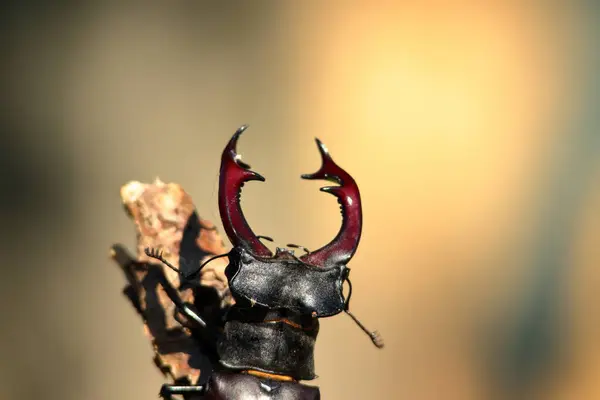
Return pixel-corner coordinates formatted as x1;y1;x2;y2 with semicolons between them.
110;178;233;387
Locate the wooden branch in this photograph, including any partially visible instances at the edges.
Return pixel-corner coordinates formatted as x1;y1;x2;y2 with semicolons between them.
110;178;233;387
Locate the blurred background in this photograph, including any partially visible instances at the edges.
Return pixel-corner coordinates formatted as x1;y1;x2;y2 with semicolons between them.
0;2;598;399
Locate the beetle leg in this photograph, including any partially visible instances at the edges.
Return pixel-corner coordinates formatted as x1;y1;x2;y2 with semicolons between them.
159;384;206;399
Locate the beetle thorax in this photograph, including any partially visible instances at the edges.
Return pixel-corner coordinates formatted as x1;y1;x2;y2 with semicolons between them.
217;305;320;381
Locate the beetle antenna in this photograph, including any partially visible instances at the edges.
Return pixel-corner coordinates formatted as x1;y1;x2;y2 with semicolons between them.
144;247;229;281
343;275;384;349
144;247;181;274
184;253;230;279
286;243;310;255
257;235;274;242
344;310;384;349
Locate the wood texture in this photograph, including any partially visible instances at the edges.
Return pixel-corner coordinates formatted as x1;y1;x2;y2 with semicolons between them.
111;178;233;387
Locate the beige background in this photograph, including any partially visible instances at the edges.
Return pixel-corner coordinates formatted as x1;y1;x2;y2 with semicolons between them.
1;2;599;400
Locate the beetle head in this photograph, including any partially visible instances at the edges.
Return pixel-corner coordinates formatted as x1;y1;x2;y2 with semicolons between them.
217;125;383;348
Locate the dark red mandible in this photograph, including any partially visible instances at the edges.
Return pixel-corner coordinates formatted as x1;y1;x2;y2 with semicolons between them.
299;138;362;268
218;125;362;268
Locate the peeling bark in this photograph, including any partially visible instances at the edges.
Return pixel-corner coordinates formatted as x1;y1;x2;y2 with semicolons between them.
111;179;233;387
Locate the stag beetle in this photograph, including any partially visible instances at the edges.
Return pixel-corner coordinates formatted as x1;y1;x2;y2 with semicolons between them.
145;125;383;399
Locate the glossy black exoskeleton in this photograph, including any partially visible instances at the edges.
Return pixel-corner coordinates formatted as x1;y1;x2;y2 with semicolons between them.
146;126;383;400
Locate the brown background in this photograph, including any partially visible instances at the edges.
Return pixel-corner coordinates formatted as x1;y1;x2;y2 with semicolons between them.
1;2;599;400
